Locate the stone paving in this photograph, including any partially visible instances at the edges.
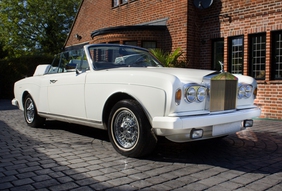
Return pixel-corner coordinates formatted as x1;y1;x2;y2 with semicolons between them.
0;99;282;191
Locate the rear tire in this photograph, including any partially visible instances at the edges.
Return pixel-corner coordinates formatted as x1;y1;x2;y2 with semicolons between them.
24;95;45;128
108;99;157;157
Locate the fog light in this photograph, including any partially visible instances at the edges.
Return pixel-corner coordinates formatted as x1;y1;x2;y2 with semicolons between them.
243;119;253;127
191;129;203;139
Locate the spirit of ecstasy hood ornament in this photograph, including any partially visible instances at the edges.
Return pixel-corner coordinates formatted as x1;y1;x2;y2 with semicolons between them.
218;61;224;73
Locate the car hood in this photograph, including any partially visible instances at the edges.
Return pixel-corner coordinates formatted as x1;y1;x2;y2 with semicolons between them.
106;67;216;83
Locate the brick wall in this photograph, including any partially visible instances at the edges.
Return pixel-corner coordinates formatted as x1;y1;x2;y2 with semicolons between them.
65;0;282;119
197;0;282;119
255;84;282;119
66;0;189;56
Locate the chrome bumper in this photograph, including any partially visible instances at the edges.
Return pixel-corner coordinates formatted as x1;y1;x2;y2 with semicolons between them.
11;98;19;108
152;108;261;142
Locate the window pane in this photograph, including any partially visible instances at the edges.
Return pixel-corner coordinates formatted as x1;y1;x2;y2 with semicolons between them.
142;41;156;49
113;0;119;7
229;37;243;74
109;41;120;44
250;34;266;79
121;0;128;4
212;39;224;71
124;41;138;46
273;32;282;79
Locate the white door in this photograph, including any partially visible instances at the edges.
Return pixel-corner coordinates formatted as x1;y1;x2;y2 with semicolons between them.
47;72;87;119
44;48;89;119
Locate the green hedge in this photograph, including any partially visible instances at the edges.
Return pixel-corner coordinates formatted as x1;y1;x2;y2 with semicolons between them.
0;55;53;99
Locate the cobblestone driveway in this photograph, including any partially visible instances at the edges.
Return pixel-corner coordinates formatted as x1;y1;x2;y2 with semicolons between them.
0;99;281;191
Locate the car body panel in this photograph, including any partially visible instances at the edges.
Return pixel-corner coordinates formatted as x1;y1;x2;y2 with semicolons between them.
12;44;261;146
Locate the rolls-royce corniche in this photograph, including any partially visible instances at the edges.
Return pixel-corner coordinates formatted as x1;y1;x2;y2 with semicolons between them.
12;44;261;157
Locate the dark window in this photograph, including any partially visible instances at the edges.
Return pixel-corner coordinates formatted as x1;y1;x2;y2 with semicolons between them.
113;0;119;7
272;31;282;80
121;0;128;4
142;41;157;49
229;36;244;74
108;41;120;44
249;33;266;79
112;0;132;7
212;38;224;71
124;41;138;46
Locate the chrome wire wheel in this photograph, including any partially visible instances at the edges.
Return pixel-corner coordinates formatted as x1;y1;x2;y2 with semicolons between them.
108;99;157;157
25;97;35;124
112;108;139;150
23;95;45;128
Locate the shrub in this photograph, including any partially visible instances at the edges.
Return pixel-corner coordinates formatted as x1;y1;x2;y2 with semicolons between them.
0;55;53;99
150;48;187;68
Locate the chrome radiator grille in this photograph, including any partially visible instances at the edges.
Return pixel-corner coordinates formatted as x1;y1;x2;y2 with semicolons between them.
205;72;238;112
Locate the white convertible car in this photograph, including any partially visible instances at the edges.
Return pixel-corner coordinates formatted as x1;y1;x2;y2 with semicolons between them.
12;44;261;157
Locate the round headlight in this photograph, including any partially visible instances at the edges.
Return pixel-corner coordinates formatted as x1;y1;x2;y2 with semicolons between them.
238;85;245;99
245;85;253;98
186;87;196;102
197;87;206;102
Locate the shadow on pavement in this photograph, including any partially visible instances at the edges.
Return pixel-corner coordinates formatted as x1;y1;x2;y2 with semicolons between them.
0;99;18;111
0;120;112;190
148;124;282;175
42;119;282;175
1;112;282;190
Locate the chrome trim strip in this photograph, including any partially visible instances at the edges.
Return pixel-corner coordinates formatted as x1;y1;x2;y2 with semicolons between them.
168;110;210;117
38;112;105;130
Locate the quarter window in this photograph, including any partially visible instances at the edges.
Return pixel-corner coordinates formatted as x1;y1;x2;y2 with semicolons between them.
249;33;266;79
272;31;282;80
229;36;244;74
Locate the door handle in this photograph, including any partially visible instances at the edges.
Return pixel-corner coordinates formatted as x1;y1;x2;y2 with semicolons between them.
50;80;57;83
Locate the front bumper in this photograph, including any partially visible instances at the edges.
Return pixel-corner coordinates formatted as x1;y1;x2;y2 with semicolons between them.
11;98;19;108
152;108;261;142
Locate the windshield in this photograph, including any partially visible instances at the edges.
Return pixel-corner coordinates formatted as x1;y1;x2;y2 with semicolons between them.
88;45;163;70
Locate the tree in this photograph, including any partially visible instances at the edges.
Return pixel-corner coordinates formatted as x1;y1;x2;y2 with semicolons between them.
0;0;80;57
0;41;8;59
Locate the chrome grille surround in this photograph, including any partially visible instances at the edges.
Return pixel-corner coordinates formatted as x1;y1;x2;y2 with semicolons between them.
203;72;238;112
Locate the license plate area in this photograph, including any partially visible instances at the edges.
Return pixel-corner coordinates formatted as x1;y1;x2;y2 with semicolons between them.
212;122;241;136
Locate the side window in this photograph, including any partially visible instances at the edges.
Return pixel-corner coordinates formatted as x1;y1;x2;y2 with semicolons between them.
76;49;89;72
48;49;88;74
48;54;61;73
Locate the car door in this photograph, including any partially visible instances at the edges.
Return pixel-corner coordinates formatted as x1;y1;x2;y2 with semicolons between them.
46;49;88;119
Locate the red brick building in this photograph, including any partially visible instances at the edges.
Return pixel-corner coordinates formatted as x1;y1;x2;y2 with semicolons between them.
65;0;282;120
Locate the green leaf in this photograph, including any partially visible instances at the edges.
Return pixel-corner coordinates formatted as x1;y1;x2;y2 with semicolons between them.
0;0;79;57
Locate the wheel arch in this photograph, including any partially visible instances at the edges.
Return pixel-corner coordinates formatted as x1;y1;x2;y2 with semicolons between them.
22;91;31;108
102;92;149;129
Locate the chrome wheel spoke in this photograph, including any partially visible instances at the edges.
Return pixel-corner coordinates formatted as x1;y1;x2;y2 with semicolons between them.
113;109;139;149
25;99;35;123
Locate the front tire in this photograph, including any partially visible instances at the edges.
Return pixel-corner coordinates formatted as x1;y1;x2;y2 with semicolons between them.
108;100;157;157
24;95;45;128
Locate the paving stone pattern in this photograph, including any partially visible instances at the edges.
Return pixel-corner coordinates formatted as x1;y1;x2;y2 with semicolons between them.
0;99;282;191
